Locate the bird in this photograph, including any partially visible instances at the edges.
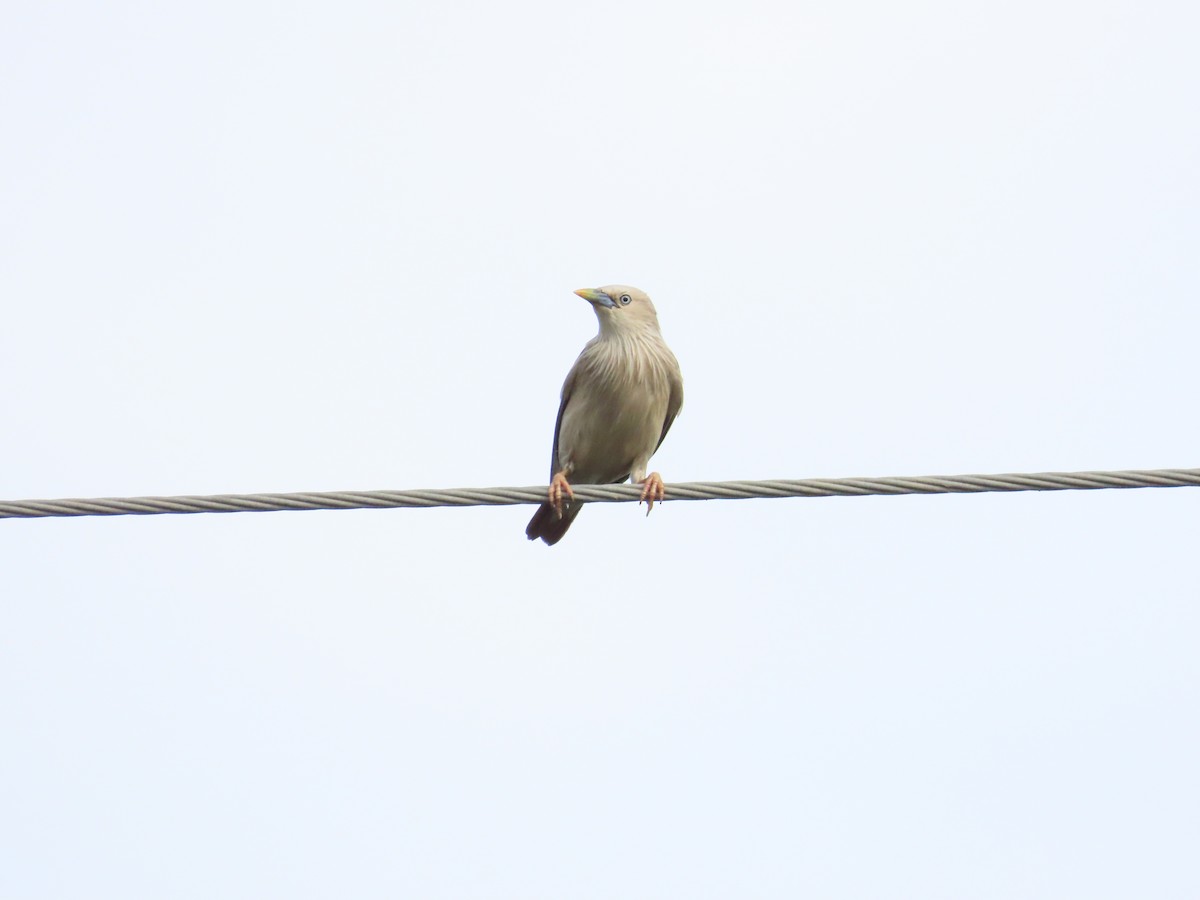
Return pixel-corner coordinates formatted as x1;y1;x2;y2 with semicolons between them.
526;285;683;545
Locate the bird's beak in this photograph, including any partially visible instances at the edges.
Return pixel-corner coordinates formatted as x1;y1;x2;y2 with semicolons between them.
574;287;616;309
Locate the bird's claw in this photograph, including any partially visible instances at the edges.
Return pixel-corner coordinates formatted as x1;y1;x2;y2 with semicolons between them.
639;472;665;515
548;471;574;519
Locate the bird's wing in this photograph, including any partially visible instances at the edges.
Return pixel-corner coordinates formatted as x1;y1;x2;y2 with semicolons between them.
654;361;685;452
549;359;580;477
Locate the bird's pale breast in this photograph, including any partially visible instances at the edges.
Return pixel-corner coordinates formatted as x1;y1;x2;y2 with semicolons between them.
558;337;674;484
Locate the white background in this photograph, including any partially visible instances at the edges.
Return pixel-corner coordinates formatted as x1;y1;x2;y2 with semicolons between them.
3;1;1198;896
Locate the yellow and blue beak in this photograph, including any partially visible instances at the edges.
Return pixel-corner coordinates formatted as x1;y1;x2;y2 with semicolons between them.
574;287;616;309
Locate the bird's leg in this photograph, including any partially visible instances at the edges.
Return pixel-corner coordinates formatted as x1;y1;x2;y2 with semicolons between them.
639;472;666;515
548;470;575;519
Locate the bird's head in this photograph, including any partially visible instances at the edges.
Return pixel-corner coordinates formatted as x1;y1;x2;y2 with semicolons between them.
573;284;660;336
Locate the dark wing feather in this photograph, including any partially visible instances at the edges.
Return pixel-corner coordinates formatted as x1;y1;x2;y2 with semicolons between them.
549;361;579;478
654;364;685;452
529;362;584;544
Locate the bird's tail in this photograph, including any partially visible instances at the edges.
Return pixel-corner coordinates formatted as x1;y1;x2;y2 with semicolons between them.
525;500;584;545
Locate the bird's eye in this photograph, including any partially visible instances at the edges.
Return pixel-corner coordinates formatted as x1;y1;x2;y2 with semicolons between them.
619;294;632;305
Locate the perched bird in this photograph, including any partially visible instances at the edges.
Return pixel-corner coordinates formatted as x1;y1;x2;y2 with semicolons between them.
526;285;684;545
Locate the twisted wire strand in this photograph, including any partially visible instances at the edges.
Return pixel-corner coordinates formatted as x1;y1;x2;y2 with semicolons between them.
2;467;1199;520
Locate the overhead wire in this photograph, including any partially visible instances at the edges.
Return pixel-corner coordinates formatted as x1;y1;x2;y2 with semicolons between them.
2;467;1198;520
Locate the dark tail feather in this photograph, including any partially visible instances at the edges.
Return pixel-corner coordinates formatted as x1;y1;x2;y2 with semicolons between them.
526;500;584;545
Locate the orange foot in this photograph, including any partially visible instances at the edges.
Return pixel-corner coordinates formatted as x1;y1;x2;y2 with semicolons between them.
639;472;665;515
548;470;575;518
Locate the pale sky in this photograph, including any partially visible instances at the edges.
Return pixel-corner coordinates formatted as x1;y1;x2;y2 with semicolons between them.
3;1;1199;897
